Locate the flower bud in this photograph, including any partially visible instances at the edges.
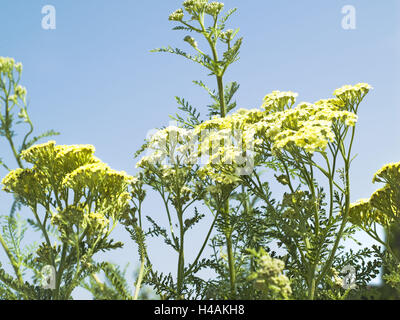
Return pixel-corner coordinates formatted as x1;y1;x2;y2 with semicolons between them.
205;2;224;16
15;85;27;98
183;0;207;15
221;29;234;41
184;35;198;48
169;8;184;21
15;62;23;73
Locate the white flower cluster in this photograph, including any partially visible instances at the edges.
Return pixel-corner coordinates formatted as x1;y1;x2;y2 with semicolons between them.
136;126;198;168
262;91;298;113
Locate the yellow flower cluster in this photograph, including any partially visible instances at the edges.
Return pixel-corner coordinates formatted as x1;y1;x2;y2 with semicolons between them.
349;161;400;228
193;109;263;185
372;161;400;185
260;99;358;154
1;57;26;104
0;57;22;75
2;141;135;235
261;91;298;113
348;198;392;227
192;85;367;184
333;83;373;109
17;141;101;191
51;204;109;239
2;168;48;204
369;185;399;221
137;84;370;186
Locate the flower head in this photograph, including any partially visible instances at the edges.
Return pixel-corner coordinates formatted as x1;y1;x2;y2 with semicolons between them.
262;91;298;113
372;161;400;185
169;8;184;21
333;83;373;109
183;0;208;15
205;2;224;16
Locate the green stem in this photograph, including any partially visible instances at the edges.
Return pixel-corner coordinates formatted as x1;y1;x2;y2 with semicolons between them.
185;211;219;277
216;76;226;117
176;209;185;299
200;14;235;297
54;243;67;300
133;258;145;300
0;232;23;285
308;277;316;300
226;233;236;298
317;126;356;286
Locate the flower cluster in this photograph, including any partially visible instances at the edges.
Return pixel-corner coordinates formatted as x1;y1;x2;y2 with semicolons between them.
0;57;22;75
2;168;48;204
137;84;369;186
193;85;364;185
333;83;373;110
262;99;358;154
220;29;235;42
249;248;292;300
261;90;298;113
205;2;224;16
183;0;208;15
369;185;399;221
349;161;400;228
193;109;263;185
169;9;184;21
137;126;197;169
2;141;135;237
0;57;27;104
136;127;202;206
170;0;224;20
372;161;400;185
348;198;391;227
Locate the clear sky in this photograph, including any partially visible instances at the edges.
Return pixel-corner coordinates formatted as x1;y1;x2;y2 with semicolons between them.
0;0;399;299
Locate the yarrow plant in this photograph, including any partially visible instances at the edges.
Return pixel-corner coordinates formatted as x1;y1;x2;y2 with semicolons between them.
0;0;399;301
1;141;135;299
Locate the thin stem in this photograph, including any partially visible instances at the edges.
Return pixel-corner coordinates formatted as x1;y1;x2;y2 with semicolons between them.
0;232;23;285
54;243;67;300
317;126;356;286
185;211;219;277
176;207;185;299
199;13;235;297
133;258;145;300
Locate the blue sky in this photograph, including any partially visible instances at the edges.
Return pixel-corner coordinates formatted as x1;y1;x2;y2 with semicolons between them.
0;0;399;299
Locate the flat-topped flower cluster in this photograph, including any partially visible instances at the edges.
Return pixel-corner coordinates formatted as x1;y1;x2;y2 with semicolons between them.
349;161;400;228
136;83;371;185
2;141;136;239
